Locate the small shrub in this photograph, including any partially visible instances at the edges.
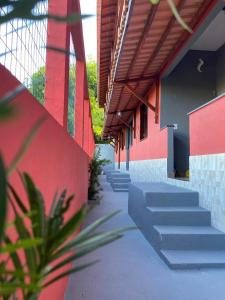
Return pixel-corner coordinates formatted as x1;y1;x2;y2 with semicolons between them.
88;149;110;201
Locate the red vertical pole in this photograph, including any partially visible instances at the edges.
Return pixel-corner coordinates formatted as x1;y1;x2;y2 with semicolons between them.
75;60;85;147
45;0;71;128
83;98;89;154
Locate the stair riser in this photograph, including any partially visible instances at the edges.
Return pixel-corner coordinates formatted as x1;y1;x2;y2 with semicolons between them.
160;254;225;270
111;179;131;183
110;175;130;179
149;211;211;226
158;234;225;250
169;263;225;270
111;183;130;189
108;175;130;179
113;189;128;192
146;193;199;207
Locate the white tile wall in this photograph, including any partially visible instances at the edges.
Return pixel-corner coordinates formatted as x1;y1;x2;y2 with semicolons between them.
116;153;225;232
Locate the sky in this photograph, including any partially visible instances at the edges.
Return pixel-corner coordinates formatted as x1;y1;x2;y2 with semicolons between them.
80;0;97;61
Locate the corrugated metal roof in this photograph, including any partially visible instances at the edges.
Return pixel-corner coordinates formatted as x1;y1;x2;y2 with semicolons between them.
97;0;218;138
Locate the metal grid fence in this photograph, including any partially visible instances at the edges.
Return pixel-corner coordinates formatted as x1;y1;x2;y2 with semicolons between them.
0;1;48;103
68;34;76;137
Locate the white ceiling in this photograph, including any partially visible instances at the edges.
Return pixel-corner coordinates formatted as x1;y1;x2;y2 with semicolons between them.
191;11;225;51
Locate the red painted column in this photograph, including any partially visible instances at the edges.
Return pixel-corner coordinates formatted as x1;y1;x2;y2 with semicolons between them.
45;0;71;128
83;98;89;154
75;60;85;147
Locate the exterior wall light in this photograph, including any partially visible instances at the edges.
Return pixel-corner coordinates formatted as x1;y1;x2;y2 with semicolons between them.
116;111;122;118
197;58;204;72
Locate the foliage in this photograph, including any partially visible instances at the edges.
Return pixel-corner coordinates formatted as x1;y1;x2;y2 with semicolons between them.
0;87;132;300
0;168;132;299
0;3;126;299
0;0;90;25
149;0;192;32
30;60;104;140
29;67;45;105
86;60;104;142
88;148;110;201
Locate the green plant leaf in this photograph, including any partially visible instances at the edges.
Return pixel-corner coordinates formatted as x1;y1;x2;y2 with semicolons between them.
45;46;75;57
0;283;18;296
46;235;123;276
47;190;67;237
52;210;121;257
1;238;42;254
4;236;24;283
13;212;38;280
0;156;7;244
0;84;25;104
48;206;87;252
43;261;98;288
0;282;41;296
167;0;192;33
76;226;135;248
23;173;46;240
149;0;160;4
0;102;14;120
7;116;46;176
8;183;28;214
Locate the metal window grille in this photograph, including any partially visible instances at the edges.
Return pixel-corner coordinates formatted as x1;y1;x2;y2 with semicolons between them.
68;34;76;137
0;1;48;104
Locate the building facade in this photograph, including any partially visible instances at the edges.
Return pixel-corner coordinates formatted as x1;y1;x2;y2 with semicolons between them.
97;0;225;231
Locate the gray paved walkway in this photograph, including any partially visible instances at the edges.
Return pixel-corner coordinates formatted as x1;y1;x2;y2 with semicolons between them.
65;176;225;300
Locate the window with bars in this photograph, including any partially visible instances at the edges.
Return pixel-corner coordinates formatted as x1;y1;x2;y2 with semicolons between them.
140;104;148;140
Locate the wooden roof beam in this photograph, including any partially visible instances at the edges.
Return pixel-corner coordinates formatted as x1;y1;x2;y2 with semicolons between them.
123;84;156;112
108;108;134;115
115;75;155;84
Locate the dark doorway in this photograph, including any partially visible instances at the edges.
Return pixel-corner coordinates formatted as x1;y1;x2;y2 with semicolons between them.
126;119;133;171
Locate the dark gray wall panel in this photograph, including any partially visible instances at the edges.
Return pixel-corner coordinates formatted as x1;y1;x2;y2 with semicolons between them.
216;43;225;95
161;50;217;176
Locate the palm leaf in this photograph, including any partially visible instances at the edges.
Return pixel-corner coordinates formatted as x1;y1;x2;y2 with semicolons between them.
47;190;67;238
1;237;42;254
46;235;123;275
13;212;38;280
50;211;122;258
4;236;24;283
23;173;46;240
46;46;75;57
149;0;192;33
8;183;28;214
43;261;98;289
48;206;87;252
167;0;192;33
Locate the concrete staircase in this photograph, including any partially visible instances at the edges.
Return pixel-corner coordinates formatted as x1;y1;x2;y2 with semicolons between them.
105;170;131;192
128;182;225;269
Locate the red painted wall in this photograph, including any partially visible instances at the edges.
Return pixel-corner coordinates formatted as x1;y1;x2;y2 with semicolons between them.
75;61;85;148
45;0;70;128
115;83;167;163
0;65;92;300
190;95;225;156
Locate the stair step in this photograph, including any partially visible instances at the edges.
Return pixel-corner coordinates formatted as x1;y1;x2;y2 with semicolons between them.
111;178;131;183
113;188;129;192
111;182;130;188
160;250;225;269
108;175;130;182
140;182;199;207
111;174;130;179
147;207;211;226
154;225;225;250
